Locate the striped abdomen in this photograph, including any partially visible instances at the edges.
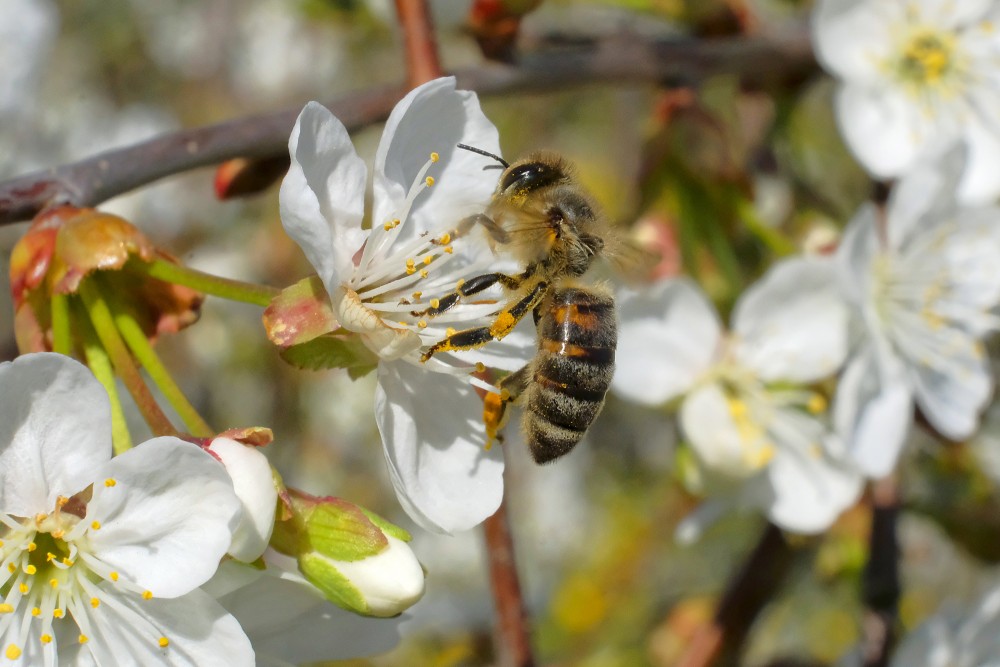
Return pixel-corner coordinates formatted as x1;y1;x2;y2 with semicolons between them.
523;286;617;463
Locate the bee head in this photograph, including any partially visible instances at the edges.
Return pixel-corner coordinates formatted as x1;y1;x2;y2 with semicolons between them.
499;161;567;199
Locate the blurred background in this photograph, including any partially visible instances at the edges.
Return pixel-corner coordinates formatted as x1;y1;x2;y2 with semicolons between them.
3;0;1000;665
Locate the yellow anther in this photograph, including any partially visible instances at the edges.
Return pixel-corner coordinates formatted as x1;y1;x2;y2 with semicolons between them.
406;266;417;275
445;327;456;337
807;394;827;415
49;578;58;588
91;521;101;530
51;530;64;539
110;571;119;582
444;245;454;254
425;176;435;187
31;608;40;617
728;399;749;419
383;221;393;231
46;552;55;562
430;298;441;309
6;644;22;659
7;563;15;574
430;152;440;162
53;608;63;619
56;496;68;508
438;232;451;244
475;362;487;373
0;604;13;614
405;258;416;268
412;291;422;299
142;591;154;600
27;542;36;552
417;320;428;329
423;255;433;265
393;218;401;228
420;269;429;278
104;478;117;487
18;584;28;594
0;540;4;547
78;634;88;644
61;558;73;567
397;321;408;327
24;565;36;575
40;635;52;644
91;598;100;608
159;637;170;648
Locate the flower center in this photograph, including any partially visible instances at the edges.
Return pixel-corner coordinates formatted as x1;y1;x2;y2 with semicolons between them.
897;30;955;84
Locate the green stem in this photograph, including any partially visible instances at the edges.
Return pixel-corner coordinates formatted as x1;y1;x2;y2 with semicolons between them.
50;292;73;355
76;300;133;454
102;277;215;438
736;199;796;258
78;277;178;438
126;256;279;307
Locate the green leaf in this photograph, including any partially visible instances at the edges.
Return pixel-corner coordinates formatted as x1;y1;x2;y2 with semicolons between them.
280;331;379;375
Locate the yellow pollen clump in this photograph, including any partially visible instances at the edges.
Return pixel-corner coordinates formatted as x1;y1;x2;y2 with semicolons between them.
425;176;435;187
728;399;749;419
56;496;68;508
422;255;433;265
51;530;64;539
405;258;416;268
445;327;457;336
27;542;36;552
18;584;28;594
49;578;58;588
31;608;40;617
807;394;827;415
0;540;4;547
444;245;454;254
91;598;100;608
383;221;393;231
430;298;441;309
397;321;408;327
430;152;440;162
7;563;15;574
159;637;170;648
143;591;154;600
439;232;451;244
53;608;63;619
110;572;119;582
91;521;101;530
24;565;36;575
61;557;73;567
475;362;487;373
5;644;22;660
419;269;429;278
40;634;52;644
46;553;55;562
417;320;428;329
412;291;422;299
897;29;955;85
104;478;117;487
406;266;417;275
78;634;89;644
0;604;13;614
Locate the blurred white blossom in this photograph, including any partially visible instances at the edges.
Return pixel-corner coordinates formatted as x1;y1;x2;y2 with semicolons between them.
612;263;861;536
813;0;1000;204
834;151;1000;478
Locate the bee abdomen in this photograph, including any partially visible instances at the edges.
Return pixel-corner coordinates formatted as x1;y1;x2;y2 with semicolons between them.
523;287;616;464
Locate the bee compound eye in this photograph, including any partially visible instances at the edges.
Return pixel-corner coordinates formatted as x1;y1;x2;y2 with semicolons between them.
501;162;556;194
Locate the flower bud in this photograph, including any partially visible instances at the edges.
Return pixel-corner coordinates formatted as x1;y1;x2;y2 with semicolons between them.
206;435;278;562
271;491;425;617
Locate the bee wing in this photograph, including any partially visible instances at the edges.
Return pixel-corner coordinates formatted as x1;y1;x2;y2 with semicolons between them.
601;232;662;284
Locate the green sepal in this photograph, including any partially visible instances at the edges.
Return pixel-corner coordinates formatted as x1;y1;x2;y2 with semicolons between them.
360;507;412;542
298;552;369;615
305;498;389;561
280;332;379;376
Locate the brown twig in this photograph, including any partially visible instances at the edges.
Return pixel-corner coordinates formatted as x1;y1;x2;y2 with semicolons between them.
483;497;535;667
861;477;900;667
676;523;795;667
0;31;814;225
395;0;442;87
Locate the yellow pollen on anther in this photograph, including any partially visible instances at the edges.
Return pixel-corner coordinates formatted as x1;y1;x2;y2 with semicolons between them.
104;478;117;487
406;266;417;275
446;327;456;337
439;232;451;244
420;269;429;278
430;152;440;162
31;608;40;617
425;176;435;187
397;321;408;327
56;496;68;508
78;634;88;644
807;394;827;415
24;565;36;575
91;598;100;608
430;298;441;309
40;635;52;644
383;221;393;231
417;320;428;329
51;530;64;539
423;255;433;265
0;539;4;547
405;258;416;268
0;604;13;614
475;362;487;373
46;552;55;562
49;578;58;588
18;584;28;594
5;644;21;659
91;521;101;530
110;571;119;582
7;563;15;574
159;637;170;648
444;245;454;254
143;591;154;600
61;557;73;567
412;291;423;299
27;542;36;552
52;608;63;619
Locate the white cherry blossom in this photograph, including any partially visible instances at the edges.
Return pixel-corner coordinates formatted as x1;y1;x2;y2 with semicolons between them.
279;77;530;534
834;151;1000;477
612;262;861;536
812;0;1000;204
0;353;252;666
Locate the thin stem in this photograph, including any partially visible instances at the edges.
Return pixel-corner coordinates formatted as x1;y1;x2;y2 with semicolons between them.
862;476;900;667
101;275;215;438
676;523;795;667
736;199;796;257
77;277;177;438
395;0;443;86
0;32;815;225
76;300;133;454
483;497;536;667
50;292;73;355
126;257;278;307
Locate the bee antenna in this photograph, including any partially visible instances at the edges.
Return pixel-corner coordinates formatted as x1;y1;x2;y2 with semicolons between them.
457;143;510;169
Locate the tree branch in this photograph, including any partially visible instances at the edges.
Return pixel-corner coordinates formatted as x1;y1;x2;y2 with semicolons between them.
483;497;536;667
861;477;900;667
0;31;813;225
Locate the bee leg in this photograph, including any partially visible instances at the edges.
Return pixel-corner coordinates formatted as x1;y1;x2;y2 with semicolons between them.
412;265;534;317
483;365;530;449
420;280;548;361
454;213;511;245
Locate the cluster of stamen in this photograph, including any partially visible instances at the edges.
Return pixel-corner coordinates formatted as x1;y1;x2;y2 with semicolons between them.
0;478;170;661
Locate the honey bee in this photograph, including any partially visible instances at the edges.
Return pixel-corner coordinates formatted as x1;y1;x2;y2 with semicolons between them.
420;145;618;464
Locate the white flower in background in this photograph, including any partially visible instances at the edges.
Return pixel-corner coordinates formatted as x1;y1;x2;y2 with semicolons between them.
206;437;277;563
834;151;1000;478
611;262;861;536
279;76;530;534
208;555;408;667
812;0;1000;204
0;353;252;665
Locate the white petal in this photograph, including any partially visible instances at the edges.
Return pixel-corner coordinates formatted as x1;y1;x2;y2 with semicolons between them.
372;77;502;236
764;445;862;533
916;0;993;27
374;361;504;533
206;438;277;563
811;0;896;83
674;499;731;545
80;583;253;667
0;353;110;517
835;83;943;179
680;383;755;478
958;120;1000;206
910;334;992;440
940;207;1000;320
327;534;425;617
887;147;964;252
279;101;368;297
611;278;720;406
836;203;879;307
833;345;914;477
733;256;848;383
211;560;405;664
86;438;241;597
